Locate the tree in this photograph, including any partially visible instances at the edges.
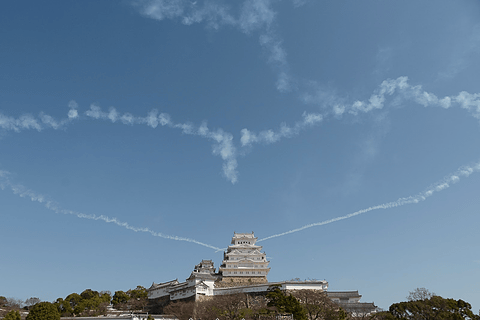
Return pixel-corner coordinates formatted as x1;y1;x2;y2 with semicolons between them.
5;298;23;309
406;288;435;302
388;295;480;320
80;289;99;301
209;293;253;320
54;290;112;317
369;311;396;320
163;300;196;320
54;298;70;316
111;287;147;311
128;286;148;300
24;297;41;309
0;296;8;307
112;290;130;309
4;310;21;320
74;289;111;316
26;302;60;320
266;287;308;320
290;290;349;320
127;286;148;311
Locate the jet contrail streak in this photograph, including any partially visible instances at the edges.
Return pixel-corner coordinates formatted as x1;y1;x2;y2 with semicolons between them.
258;160;480;242
0;171;222;251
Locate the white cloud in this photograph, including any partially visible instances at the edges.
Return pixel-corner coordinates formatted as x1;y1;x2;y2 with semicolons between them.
40;113;61;130
85;104;104;119
68;100;79;119
137;0;186;21
239;0;275;34
108;107;119;122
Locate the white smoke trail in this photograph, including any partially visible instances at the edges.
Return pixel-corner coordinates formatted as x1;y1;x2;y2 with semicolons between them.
240;111;323;147
258;160;480;242
0;101;78;132
84;104;238;184
0;171;222;251
323;76;480;120
244;76;480;150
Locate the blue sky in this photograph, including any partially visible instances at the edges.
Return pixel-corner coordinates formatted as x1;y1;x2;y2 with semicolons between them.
1;0;480;312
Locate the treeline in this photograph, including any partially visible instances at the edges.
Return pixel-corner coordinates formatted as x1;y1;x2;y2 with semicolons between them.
163;287;351;320
371;288;480;320
164;287;480;320
55;286;148;317
2;287;479;320
0;286;148;319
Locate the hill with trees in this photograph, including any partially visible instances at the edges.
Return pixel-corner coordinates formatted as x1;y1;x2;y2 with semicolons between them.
1;287;479;320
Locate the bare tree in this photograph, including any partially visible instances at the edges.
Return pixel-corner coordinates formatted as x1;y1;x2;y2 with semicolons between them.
164;300;196;320
290;290;346;320
406;288;435;301
198;293;252;320
25;297;41;309
5;298;24;309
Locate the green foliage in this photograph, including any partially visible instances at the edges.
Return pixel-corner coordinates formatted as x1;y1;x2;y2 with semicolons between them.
26;302;60;320
112;290;130;307
54;289;112;316
266;287;308;320
4;310;21;320
112;287;148;311
128;286;148;300
54;297;70;316
388;295;480;320
370;311;397;320
80;289;99;301
64;292;82;313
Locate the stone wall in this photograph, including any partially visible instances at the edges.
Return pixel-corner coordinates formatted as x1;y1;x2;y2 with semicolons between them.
214;276;268;288
146;295;172;314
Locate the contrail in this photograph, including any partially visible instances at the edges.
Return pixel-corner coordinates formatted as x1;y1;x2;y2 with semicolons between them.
240;111;323;147
244;76;480;150
0;171;222;251
258;160;480;242
83;104;239;184
0;101;78;132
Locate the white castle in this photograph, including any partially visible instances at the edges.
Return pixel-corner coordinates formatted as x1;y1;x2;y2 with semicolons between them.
147;232;328;301
218;232;270;278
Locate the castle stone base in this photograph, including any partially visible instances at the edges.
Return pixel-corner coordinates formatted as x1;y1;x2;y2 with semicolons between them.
214;276;268;288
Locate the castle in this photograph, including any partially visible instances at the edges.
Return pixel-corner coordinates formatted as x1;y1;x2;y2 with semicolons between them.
147;232;327;301
147;232;375;316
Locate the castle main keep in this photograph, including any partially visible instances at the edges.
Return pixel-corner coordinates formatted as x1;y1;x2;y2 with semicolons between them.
147;232;328;301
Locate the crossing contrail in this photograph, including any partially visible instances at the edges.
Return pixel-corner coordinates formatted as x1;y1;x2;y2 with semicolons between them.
258;160;480;242
0;171;222;251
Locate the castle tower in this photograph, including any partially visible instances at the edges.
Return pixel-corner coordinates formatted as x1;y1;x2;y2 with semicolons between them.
216;232;270;287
